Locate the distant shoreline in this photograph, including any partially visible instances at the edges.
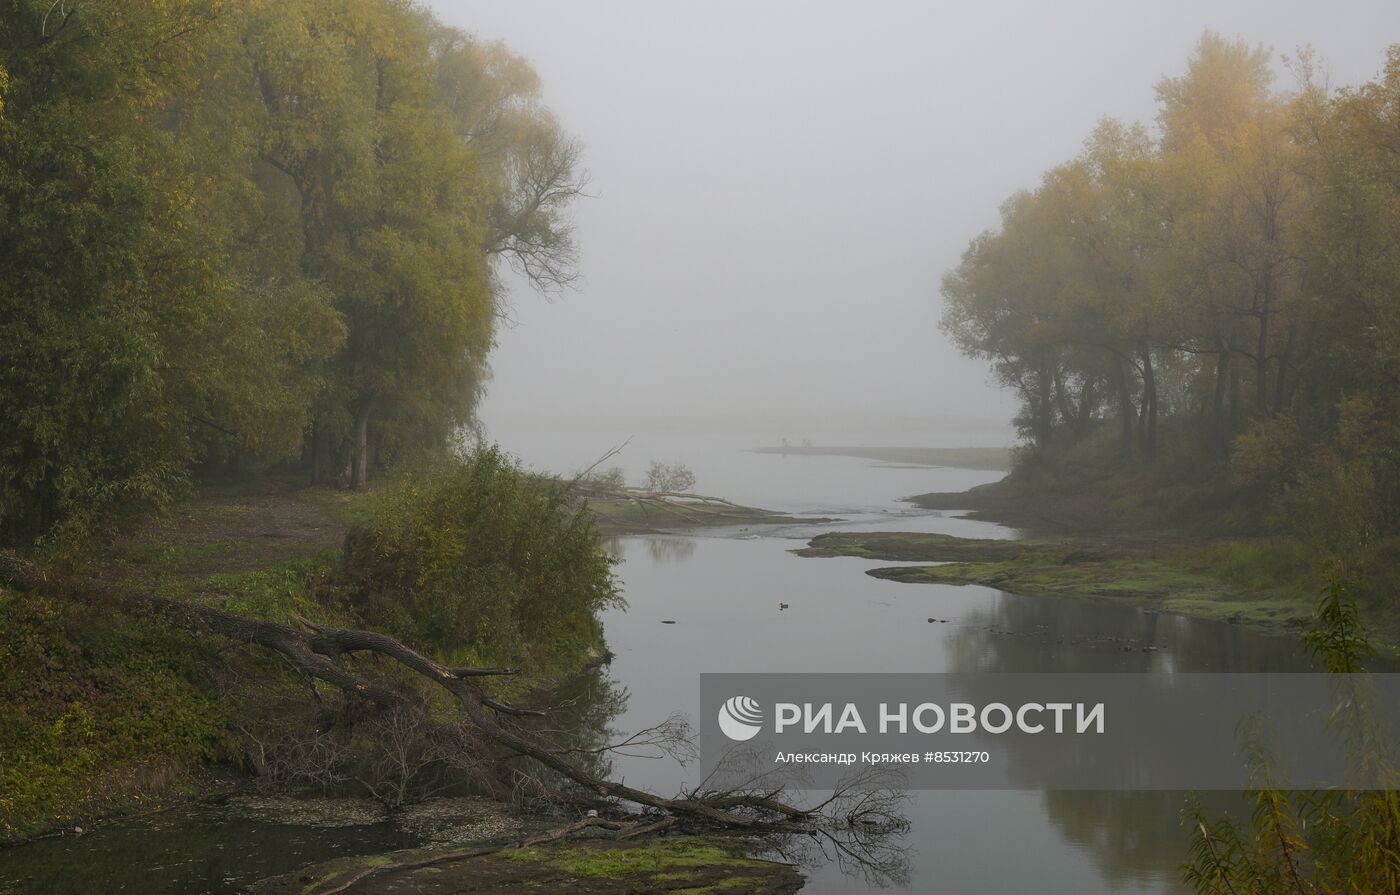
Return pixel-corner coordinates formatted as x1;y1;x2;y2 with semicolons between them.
749;444;1012;472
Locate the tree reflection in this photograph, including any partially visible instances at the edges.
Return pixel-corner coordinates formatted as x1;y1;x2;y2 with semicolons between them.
644;536;698;564
937;587;1311;891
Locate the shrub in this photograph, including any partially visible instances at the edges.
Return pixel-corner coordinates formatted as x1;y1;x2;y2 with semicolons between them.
642;461;696;493
343;446;621;677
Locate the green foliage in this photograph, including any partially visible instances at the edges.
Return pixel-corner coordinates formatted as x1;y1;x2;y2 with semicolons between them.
0;1;341;545
942;35;1400;624
0;0;585;540
206;560;337;623
503;840;767;878
343;447;621;675
1183;578;1400;894
0;589;227;839
1304;566;1377;674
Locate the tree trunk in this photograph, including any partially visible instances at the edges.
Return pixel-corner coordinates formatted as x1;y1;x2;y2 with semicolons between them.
352;396;376;491
1255;280;1271;414
1052;366;1080;438
1229;358;1243;435
1140;343;1157;460
1208;344;1232;455
0;553;882;845
1210;343;1230;418
310;421;333;486
1273;324;1296;416
1116;359;1135;456
1077;377;1095;433
1029;361;1054;450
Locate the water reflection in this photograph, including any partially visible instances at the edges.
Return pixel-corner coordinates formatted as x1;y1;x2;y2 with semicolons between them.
0;806;419;895
932;587;1316;891
770;820;913;889
943;588;1313;675
515;664;633;792
597;526;1320;893
0;667;634;895
643;536;698;565
1042;791;1239;893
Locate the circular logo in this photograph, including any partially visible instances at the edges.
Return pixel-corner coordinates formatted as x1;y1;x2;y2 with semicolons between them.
718;695;763;741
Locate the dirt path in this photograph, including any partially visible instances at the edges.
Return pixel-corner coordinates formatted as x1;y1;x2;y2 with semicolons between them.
107;477;369;592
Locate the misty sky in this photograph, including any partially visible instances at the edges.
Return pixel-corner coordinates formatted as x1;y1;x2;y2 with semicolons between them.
432;0;1400;436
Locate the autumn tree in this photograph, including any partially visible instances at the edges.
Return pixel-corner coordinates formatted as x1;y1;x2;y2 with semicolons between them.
940;31;1400;568
0;0;341;543
244;3;586;489
0;0;586;540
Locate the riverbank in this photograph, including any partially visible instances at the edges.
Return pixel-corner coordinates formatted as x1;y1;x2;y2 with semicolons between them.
252;835;801;895
797;531;1315;631
905;469;1400;640
792;463;1347;635
1;470;807;892
588;493;812;535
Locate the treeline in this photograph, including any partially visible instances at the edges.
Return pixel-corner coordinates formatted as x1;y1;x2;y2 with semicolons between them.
942;34;1400;554
0;0;583;544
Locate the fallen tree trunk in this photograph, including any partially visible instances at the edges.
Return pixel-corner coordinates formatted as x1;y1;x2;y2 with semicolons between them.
187;608;810;828
0;552;883;833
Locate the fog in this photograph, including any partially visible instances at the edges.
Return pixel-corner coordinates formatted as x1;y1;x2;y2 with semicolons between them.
432;0;1400;438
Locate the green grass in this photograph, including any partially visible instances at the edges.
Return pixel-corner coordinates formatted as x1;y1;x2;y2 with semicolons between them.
292;837;797;894
868;551;1313;628
0;588;228;840
802;529;1329;632
504;839;772;878
200;556;342;622
3;454;634;839
675;878;766;894
1;482;383;842
796;531;1044;561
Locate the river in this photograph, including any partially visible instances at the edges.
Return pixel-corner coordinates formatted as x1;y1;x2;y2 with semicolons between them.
569;431;1313;894
0;430;1317;894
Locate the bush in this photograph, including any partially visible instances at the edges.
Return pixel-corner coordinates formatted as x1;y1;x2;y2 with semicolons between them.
642;461;696;493
343;446;621;677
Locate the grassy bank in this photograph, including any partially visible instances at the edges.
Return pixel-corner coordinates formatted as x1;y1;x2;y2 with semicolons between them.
0;451;632;841
0;456;807;843
252;836;802;894
897;443;1400;638
797;531;1324;632
588;495;806;535
0;480;359;839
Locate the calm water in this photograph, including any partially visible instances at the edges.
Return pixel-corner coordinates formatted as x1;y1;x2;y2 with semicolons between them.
0;806;418;894
562;432;1313;895
0;431;1314;893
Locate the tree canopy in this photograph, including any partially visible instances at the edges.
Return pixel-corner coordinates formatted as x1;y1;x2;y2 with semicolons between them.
0;0;586;544
941;34;1400;559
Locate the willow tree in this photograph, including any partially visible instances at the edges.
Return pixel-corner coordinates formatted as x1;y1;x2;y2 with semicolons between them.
0;0;341;543
244;2;586;488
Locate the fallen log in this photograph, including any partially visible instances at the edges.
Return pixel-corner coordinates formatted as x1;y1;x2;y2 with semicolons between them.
1;552;898;835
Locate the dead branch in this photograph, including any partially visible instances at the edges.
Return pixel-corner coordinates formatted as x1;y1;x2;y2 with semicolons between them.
2;552;904;859
311;844;504;895
567;437;633;488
